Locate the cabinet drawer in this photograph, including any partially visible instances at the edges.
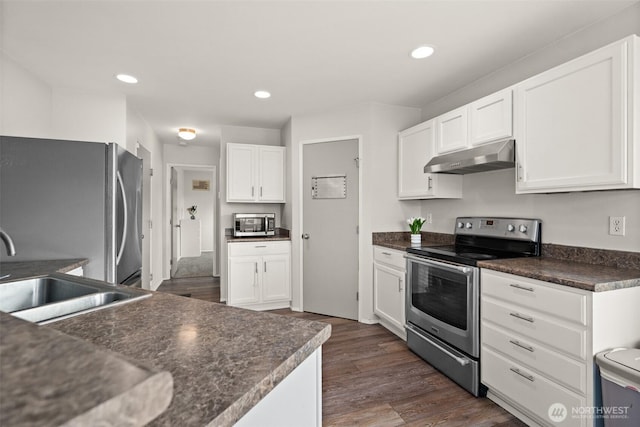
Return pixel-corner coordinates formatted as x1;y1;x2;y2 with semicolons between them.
373;246;406;270
483;323;587;394
482;347;586;427
482;270;587;325
483;298;586;359
228;241;291;257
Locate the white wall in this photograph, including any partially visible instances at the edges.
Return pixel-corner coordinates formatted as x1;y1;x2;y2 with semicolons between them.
287;102;421;321
182;169;215;251
0;53;52;137
126;106;165;290
417;5;640;252
163;144;219;280
1;54;126;147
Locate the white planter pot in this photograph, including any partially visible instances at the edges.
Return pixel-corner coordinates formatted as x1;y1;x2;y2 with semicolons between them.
411;233;421;246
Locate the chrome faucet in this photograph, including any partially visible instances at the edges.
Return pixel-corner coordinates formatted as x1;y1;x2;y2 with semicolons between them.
0;227;16;256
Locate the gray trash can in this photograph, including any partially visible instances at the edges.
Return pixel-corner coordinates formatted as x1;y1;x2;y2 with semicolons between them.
595;348;640;427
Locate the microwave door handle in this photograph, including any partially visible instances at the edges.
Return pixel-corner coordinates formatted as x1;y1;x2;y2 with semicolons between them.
406;254;474;274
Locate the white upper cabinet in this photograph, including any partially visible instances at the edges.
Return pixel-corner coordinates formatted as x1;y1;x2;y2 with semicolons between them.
469;88;513;146
436;105;469;154
227;143;286;203
398;120;462;200
515;35;639;193
258;146;286;202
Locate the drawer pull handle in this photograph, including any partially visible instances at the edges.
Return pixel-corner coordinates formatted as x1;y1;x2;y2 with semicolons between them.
254;245;267;248
509;339;535;353
510;367;535;382
509;283;534;292
510;312;534;323
381;252;392;256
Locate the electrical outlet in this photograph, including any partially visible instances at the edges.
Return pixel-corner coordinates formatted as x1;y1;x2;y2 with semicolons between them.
609;216;625;236
426;213;433;224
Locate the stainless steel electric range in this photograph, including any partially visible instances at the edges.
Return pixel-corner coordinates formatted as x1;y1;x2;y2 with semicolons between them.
405;217;542;396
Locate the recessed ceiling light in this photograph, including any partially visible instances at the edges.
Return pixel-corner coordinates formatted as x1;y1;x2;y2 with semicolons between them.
116;74;138;84
410;46;435;59
254;90;271;99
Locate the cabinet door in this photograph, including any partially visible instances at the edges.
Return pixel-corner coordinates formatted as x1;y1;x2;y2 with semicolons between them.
469;89;513;146
373;262;405;331
227;144;256;202
228;256;261;305
398;120;437;199
436;106;468;154
515;40;628;193
262;254;291;302
258;146;285;202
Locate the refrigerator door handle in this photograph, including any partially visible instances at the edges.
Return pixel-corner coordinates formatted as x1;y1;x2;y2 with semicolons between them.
116;170;128;265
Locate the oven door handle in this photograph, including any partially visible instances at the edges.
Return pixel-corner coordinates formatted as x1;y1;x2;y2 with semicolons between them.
407;325;471;366
405;254;474;274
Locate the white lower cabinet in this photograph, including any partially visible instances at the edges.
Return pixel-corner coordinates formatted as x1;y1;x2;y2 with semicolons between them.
373;246;406;340
228;241;291;310
481;269;640;427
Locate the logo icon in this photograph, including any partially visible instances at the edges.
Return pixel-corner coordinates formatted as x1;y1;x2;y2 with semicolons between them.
548;403;568;423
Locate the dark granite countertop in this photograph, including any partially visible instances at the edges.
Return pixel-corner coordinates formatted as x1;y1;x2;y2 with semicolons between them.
372;231;454;251
0;258;89;281
1;259;331;426
49;293;331;426
0;312;173;427
478;257;640;292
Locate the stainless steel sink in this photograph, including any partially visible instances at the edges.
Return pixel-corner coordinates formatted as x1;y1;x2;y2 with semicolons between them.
0;274;150;324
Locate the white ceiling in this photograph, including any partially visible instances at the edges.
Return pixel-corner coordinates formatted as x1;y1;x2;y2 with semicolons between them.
1;0;637;146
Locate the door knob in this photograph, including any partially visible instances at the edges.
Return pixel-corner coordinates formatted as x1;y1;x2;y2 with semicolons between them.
302;233;310;239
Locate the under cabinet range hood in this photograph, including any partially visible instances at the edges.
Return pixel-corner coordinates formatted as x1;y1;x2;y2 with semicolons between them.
424;138;515;174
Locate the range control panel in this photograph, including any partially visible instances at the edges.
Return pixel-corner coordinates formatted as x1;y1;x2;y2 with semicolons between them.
454;217;542;242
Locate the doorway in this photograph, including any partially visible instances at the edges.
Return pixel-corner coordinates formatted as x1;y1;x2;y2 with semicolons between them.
169;165;217;279
302;138;360;320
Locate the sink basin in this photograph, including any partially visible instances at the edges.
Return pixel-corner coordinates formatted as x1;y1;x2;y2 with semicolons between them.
0;277;99;312
0;274;150;324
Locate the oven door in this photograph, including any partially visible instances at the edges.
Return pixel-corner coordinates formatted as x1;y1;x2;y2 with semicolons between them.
405;255;479;357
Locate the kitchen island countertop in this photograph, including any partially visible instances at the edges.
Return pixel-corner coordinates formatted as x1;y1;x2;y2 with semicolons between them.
0;311;173;427
48;292;331;426
1;259;331;426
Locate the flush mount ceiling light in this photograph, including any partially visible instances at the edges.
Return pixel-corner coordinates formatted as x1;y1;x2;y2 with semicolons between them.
254;90;271;99
410;45;435;59
116;73;138;84
177;128;196;141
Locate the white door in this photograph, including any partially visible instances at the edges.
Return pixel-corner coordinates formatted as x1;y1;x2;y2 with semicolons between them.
136;144;152;289
170;167;179;277
373;262;405;331
302;139;359;320
227;143;256;202
258;146;285;202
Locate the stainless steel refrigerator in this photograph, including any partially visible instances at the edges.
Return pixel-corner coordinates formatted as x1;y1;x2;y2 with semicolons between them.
0;136;143;285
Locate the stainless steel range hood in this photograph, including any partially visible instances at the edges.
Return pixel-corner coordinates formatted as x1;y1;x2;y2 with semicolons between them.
424;138;515;174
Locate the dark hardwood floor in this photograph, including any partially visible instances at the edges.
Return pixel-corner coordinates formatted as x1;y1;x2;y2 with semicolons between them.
157;276;220;301
155;280;524;426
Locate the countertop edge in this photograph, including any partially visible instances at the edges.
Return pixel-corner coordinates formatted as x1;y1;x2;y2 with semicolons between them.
64;371;174;427
478;260;640;292
210;324;331;426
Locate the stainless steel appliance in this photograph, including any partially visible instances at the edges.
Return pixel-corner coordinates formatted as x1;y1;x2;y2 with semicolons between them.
233;213;276;237
424;138;515;174
405;216;542;396
0;136;143;285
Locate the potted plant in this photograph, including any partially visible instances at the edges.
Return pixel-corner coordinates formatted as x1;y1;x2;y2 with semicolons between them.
407;216;426;246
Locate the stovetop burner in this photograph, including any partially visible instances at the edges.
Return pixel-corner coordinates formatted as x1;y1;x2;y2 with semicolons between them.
406;217;542;266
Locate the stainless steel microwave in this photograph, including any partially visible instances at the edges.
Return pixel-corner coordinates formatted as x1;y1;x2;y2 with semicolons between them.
233;213;276;237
